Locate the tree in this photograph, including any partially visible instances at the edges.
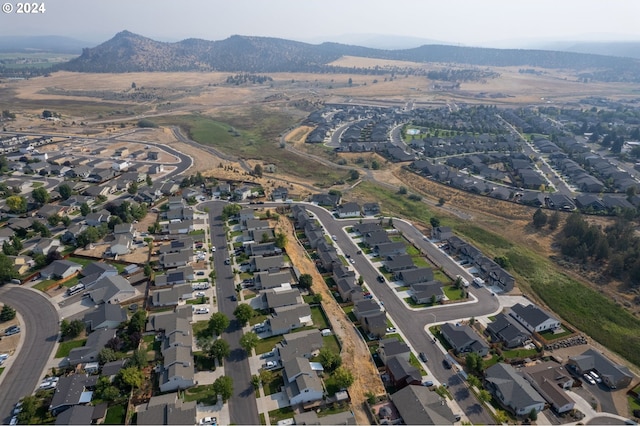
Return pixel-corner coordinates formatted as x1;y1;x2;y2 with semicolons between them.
208;339;230;364
478;389;492;404
32;220;51;237
16;395;38;425
61;216;71;227
98;348;118;364
221;203;242;220
548;210;560;230
349;169;360;181
0;253;19;284
61;319;85;339
6;195;27;213
239;332;259;354
275;232;287;249
318;347;342;372
146;175;153;187
128;310;146;334
298;274;313;290
48;214;62;227
128;181;138;195
105;336;122;351
331;367;354;389
2;240;16;256
58;183;72;200
253;164;263;178
118;366;145;389
398;186;408;195
532;208;548;228
143;264;153;277
128;348;148;368
430;217;441;229
529;408;538;421
32;186;50;206
80;202;91;216
493;255;510;269
208;312;230;336
233;304;255;326
0;304;16;321
438;197;446;206
465;353;483;376
212;375;234;402
467;374;481;389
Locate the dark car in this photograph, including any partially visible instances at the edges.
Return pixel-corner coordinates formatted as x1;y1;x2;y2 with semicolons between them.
442;359;452;369
230;294;237;301
377;275;385;283
419;352;428;362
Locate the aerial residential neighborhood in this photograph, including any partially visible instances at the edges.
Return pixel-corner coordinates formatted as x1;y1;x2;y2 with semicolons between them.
3;3;640;425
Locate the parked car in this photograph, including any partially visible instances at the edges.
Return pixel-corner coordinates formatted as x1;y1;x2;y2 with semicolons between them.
589;371;602;383
9;416;18;425
442;359;452;369
194;292;206;297
265;361;278;369
583;373;596;385
349;258;355;264
230;294;237;302
196;271;205;276
199;417;216;425
211;246;216;252
419;352;428;362
260;351;275;359
5;326;20;336
386;327;397;333
422;380;434;387
194;307;210;315
377;275;385;283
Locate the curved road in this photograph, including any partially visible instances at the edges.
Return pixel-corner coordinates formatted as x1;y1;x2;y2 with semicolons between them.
264;202;499;424
0;286;59;424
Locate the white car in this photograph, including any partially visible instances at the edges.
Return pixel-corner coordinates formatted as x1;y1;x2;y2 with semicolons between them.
265;361;278;369
583;373;596;385
589;371;602;383
9;416;18;425
386;327;397;333
199;417;216;425
194;292;206;297
194;307;210;314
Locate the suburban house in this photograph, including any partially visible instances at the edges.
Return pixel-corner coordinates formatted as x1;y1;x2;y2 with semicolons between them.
49;374;97;415
353;299;382;320
391;385;455;425
411;281;445;304
521;361;575;413
269;304;313;336
159;345;195;393
396;267;434;285
377;338;411;365
386;356;422;390
151;284;193;307
86;275;136;305
262;287;304;310
362;203;380;216
509;303;561;333
110;234;132;256
83;304;127;331
294;410;355;425
159;251;192;269
439;323;489;357
431;226;454;241
383;254;415;273
249;255;285;272
486;312;531;348
282;357;325;406
336;202;361;218
361;311;387;339
158;238;194;254
67;328;116;366
33;238;61;256
136;393;197;425
375;242;407;258
154;266;194;287
54;404;107;425
80;262;119;287
567;349;634;389
336;277;363;302
9;255;33;275
485;363;546;416
278;329;323;362
39;259;83;280
254;270;293;290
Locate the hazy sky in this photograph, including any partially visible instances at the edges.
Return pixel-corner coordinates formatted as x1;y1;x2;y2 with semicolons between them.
2;0;640;47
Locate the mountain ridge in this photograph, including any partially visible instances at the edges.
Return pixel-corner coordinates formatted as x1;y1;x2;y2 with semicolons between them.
56;30;640;82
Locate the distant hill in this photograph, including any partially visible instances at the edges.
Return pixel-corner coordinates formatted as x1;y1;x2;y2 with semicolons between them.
56;30;640;82
538;41;640;60
0;35;94;54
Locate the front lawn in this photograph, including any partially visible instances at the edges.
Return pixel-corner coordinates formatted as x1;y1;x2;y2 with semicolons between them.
255;335;283;355
501;348;539;359
409;352;427;375
263;371;284;396
268;407;294;424
186;297;210;305
322;334;340;354
443;285;466;301
184;384;217;405
404;296;429;308
56;338;87;358
539;326;574;341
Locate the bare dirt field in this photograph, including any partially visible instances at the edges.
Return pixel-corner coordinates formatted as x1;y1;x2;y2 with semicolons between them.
275;216;385;425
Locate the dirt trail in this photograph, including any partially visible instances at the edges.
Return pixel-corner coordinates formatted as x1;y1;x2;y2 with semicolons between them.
276;216;384;425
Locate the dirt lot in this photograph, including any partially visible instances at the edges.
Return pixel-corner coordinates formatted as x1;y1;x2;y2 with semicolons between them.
275;214;384;425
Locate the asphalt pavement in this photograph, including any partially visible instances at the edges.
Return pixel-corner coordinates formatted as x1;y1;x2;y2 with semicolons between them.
0;286;59;425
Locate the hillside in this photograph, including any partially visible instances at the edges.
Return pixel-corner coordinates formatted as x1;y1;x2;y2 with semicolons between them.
57;30;640;82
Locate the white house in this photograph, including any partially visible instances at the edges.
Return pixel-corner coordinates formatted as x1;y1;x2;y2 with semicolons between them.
509;303;561;333
282;357;324;405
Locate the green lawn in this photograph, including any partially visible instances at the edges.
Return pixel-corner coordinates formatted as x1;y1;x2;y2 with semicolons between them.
186;297;210;305
501;348;539;359
433;269;452;283
255;335;283;355
404;296;430;308
310;306;330;330
443;285;466;301
0;367;4;376
34;279;56;291
628;396;640;418
413;257;431;268
394;286;410;292
184;384;217;405
409;352;427;375
406;245;421;256
56;338;87;358
539;326;574;341
104;404;126;425
263;371;285;396
323;334;341;354
192;321;210;339
267;407;294;424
